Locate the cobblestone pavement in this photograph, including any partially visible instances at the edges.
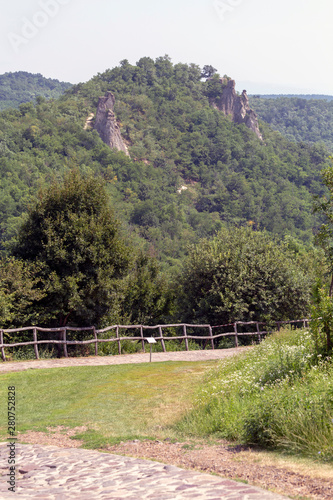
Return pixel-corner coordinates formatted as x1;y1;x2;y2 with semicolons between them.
0;443;289;499
0;347;251;373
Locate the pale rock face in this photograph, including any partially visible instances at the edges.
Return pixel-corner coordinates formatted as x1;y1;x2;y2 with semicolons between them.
213;80;263;140
94;92;130;156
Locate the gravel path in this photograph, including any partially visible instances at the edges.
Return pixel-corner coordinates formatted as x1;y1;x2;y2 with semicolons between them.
0;347;251;373
0;443;289;499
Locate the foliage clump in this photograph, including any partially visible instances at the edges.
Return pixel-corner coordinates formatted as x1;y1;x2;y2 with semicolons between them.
11;169;131;327
0;57;331;264
178;227;313;325
177;328;333;461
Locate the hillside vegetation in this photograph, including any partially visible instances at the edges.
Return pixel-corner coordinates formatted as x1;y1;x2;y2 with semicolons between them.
0;57;331;264
0;71;72;111
0;61;333;470
250;96;333;152
252;94;333;101
0;57;332;333
177;326;333;461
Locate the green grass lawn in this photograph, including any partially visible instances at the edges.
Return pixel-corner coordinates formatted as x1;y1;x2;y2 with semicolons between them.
0;360;217;448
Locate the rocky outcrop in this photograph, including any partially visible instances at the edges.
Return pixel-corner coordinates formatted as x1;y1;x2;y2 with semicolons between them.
94;92;130;156
213;80;262;140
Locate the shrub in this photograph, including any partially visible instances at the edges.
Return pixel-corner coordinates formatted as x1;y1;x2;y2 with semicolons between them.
178;228;313;326
310;287;333;354
177;327;333;460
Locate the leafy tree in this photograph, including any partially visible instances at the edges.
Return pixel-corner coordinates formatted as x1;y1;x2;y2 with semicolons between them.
11;169;132;327
250;96;333;152
121;251;174;325
0;257;45;328
201;65;217;79
203;74;225;100
178;227;313;325
314;157;333;295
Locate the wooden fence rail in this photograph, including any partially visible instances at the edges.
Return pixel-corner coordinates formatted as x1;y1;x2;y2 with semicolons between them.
0;318;313;362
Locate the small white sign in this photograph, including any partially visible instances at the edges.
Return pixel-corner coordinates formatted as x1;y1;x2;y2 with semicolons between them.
146;337;157;344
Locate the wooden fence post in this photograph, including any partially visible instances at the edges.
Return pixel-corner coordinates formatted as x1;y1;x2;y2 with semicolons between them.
93;327;98;356
33;328;39;360
116;326;121;355
234;322;239;348
256;322;261;343
140;326;145;352
0;318;311;361
183;325;189;351
159;326;166;352
209;326;214;350
62;328;68;358
0;330;6;362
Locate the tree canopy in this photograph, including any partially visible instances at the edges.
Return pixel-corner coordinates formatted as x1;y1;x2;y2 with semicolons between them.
178;227;313;325
12;169;132;327
250;96;333;152
0;57;330;273
0;71;72;111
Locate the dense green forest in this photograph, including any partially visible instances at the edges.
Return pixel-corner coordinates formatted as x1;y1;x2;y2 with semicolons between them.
0;72;72;111
0;58;331;264
251;94;333;101
250;96;333;151
0;57;332;330
1;70;331;468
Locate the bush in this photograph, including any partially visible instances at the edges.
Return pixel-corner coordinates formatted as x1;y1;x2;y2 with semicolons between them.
178;228;313;326
6;345;57;361
243;363;333;460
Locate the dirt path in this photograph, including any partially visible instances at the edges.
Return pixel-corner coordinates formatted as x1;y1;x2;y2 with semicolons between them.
0;442;289;499
16;429;333;500
107;439;333;500
0;347;251;373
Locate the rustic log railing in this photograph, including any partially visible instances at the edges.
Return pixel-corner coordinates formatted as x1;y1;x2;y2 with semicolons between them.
0;318;312;362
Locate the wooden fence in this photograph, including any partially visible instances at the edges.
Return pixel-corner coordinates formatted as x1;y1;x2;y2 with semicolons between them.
0;318;311;362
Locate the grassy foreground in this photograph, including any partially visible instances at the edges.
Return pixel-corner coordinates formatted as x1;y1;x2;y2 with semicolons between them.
0;360;216;447
1;328;332;467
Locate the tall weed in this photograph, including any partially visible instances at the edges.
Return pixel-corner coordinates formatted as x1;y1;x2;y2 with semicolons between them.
177;328;333;460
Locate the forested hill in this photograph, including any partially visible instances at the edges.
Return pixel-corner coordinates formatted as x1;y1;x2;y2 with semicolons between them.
251;94;333;101
250;96;333;152
0;57;331;267
0;72;72;111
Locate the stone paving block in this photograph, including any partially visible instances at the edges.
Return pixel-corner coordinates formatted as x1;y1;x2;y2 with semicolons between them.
0;443;289;499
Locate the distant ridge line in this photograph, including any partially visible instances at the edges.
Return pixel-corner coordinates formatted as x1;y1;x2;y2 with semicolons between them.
250;94;333;101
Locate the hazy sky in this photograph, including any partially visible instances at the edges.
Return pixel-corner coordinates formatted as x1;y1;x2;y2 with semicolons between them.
1;0;332;94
